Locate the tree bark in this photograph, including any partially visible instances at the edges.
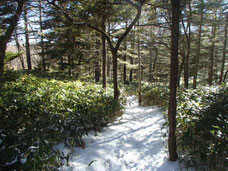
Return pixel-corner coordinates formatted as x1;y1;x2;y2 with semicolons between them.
168;0;180;161
123;42;127;82
0;0;27;84
178;48;185;87
24;2;32;70
183;1;192;89
148;48;153;82
39;0;46;71
193;5;203;89
95;60;101;82
224;69;228;82
208;24;216;86
137;22;142;105
112;50;120;99
219;13;228;85
101;7;107;89
14;30;25;70
123;20;128;83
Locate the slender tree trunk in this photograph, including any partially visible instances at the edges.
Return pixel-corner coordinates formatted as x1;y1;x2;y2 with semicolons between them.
129;58;133;82
219;13;228;85
193;8;203;89
168;0;180;161
123;20;128;83
130;32;135;82
148;48;153;82
224;69;228;82
178;49;185;87
0;43;6;84
208;25;216;86
24;3;32;70
101;9;107;89
123;42;127;82
152;49;158;76
95;60;100;82
39;0;46;71
68;55;72;77
0;1;26;84
60;55;64;71
107;21;111;78
112;50;120;99
137;22;142;105
14;30;25;69
107;55;110;77
184;2;192;89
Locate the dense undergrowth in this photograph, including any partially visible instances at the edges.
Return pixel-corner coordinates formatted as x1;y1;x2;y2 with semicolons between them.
141;83;228;170
0;71;124;170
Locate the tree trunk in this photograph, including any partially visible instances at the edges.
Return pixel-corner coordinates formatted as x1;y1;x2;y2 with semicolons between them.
148;48;153;82
219;13;228;85
0;43;6;84
183;2;192;89
224;69;228;82
193;7;203;89
138;22;142;105
24;3;32;70
152;49;158;77
0;0;26;84
129;58;133;82
39;0;46;71
178;49;185;87
112;50;120;99
168;0;180;161
123;42;127;82
60;55;64;71
208;24;216;86
14;30;25;69
101;10;107;89
95;60;100;82
68;56;72;77
123;20;128;83
107;55;110;78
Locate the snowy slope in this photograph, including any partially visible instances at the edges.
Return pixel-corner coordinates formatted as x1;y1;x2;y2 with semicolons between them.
58;96;189;171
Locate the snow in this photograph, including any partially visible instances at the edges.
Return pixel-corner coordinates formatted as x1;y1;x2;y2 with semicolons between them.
58;96;192;171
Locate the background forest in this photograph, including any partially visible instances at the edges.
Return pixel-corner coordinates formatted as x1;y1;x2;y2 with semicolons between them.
0;0;227;170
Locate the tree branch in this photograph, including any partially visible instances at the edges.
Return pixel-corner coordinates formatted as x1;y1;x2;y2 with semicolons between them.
115;0;145;50
47;0;115;52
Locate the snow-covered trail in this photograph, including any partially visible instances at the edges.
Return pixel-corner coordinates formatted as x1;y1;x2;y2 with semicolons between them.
59;96;183;171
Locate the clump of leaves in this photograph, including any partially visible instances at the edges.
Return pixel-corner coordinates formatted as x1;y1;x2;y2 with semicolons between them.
0;73;124;170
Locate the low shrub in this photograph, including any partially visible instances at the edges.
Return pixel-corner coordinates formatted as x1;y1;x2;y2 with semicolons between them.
177;86;228;170
141;83;169;107
0;74;124;170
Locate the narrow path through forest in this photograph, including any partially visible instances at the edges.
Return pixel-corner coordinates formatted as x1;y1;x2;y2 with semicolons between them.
57;96;187;171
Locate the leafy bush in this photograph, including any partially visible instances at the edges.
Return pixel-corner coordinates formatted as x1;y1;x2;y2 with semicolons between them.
177;86;228;170
141;83;169;107
119;81;139;96
0;74;124;170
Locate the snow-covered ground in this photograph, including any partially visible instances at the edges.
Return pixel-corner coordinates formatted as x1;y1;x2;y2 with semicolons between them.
57;96;191;171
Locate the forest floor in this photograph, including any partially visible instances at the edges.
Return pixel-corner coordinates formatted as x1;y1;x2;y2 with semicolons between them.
56;96;192;171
